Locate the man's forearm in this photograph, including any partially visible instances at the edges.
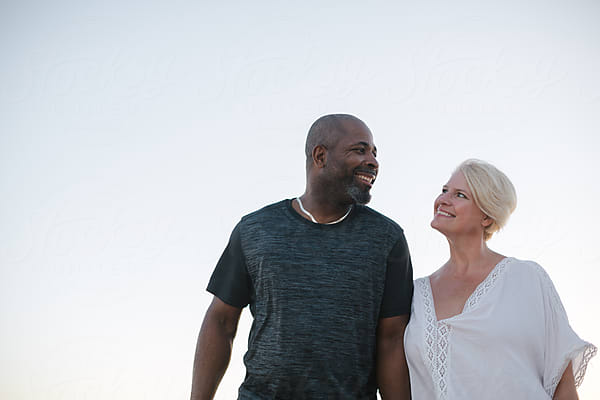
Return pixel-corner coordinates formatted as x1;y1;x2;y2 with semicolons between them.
377;340;410;399
190;298;241;400
377;315;411;400
190;325;233;400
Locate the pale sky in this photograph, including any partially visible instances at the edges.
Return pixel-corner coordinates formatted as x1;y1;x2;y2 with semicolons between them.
1;1;599;399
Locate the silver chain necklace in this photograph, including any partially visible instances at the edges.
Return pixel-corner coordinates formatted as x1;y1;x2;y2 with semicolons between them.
296;197;352;225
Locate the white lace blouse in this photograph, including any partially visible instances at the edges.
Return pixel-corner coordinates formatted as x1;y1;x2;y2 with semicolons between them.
404;257;596;399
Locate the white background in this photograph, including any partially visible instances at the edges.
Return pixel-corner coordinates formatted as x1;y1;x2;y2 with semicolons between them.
1;1;598;398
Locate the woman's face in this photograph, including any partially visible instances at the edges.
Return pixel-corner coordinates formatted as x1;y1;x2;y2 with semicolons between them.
431;171;490;239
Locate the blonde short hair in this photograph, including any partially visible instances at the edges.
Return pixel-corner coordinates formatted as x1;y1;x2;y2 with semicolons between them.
457;159;517;241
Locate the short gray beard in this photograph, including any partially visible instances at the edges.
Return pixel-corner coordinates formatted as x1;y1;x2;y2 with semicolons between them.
347;184;371;205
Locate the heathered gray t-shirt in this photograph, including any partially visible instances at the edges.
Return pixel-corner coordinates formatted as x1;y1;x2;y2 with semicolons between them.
208;199;413;399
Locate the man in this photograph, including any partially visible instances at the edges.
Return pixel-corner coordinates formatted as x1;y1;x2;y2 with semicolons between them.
191;114;413;399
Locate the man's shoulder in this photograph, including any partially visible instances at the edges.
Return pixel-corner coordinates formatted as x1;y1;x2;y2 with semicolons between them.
239;199;290;224
355;205;404;234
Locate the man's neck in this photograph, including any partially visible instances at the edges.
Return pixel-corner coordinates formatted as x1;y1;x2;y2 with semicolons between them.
294;193;353;224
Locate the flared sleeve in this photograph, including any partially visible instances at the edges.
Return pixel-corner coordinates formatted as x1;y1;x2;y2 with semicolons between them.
536;264;597;397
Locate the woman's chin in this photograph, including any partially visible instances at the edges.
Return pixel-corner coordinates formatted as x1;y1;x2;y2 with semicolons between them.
430;221;448;237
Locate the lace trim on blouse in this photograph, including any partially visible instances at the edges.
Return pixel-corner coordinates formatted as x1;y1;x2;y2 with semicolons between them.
462;257;512;313
419;257;512;399
574;345;597;387
537;265;598;397
545;340;597;397
419;278;451;399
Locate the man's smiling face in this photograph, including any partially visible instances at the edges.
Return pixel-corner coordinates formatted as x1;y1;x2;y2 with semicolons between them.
323;119;379;205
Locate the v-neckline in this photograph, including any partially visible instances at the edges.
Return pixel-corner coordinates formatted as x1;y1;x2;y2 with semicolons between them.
425;257;512;323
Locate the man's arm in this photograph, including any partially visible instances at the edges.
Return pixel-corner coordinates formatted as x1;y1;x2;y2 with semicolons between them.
376;314;411;400
190;296;243;400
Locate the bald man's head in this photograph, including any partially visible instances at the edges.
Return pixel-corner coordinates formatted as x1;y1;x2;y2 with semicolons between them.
305;114;367;167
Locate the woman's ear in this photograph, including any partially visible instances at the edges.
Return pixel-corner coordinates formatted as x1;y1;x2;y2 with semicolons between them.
481;215;494;228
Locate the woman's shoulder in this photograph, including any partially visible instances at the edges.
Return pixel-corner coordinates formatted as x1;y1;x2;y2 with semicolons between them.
504;257;556;289
505;257;546;274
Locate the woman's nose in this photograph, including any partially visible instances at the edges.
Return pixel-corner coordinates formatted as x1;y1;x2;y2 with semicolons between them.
438;192;451;205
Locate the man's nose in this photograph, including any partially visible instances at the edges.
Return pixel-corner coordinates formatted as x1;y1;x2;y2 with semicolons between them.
365;152;379;169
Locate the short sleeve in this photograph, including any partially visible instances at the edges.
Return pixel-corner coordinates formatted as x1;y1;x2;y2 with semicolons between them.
379;232;414;318
206;223;252;308
538;266;597;397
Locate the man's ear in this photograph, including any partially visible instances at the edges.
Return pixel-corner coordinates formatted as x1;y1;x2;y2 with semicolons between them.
312;145;327;168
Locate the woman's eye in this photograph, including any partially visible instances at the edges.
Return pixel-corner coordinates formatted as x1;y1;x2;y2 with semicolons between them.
441;188;448;193
457;192;466;198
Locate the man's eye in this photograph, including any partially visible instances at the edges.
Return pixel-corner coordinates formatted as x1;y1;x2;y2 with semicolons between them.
354;148;365;154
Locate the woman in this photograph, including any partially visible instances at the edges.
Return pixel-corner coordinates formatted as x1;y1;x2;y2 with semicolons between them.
404;159;596;399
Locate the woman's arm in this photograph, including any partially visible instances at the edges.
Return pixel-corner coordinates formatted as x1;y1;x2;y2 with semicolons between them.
553;361;578;400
